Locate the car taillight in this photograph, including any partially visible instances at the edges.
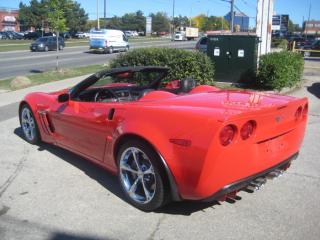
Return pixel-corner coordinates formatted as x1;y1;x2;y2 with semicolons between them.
295;106;302;121
219;125;237;146
302;103;308;118
240;120;256;140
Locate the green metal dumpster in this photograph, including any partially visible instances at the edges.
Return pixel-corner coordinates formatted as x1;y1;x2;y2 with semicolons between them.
207;34;259;82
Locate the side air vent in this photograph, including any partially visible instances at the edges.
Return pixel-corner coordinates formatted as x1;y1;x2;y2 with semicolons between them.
38;111;55;135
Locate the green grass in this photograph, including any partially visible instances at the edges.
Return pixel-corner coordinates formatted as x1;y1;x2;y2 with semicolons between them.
0;37;169;52
0;64;107;91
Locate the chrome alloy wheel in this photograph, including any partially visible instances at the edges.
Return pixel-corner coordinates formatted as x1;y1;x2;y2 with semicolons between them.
21;107;36;141
119;147;156;204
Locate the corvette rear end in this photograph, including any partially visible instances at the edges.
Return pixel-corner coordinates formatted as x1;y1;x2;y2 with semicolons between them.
148;90;308;201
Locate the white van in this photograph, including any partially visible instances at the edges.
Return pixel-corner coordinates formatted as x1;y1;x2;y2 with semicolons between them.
89;29;129;54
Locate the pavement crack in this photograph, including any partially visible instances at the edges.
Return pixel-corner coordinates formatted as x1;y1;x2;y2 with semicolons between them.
287;171;320;180
309;113;320;117
147;214;166;240
0;146;29;198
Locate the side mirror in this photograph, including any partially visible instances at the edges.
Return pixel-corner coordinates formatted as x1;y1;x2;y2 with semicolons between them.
58;93;70;103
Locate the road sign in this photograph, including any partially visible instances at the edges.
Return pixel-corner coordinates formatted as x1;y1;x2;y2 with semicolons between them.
146;17;152;36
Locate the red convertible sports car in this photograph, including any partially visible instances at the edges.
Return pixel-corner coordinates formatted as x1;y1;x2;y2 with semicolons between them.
19;66;308;211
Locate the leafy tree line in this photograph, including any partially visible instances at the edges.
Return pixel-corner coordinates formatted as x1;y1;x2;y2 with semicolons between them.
100;12;182;33
192;14;229;32
18;0;229;33
19;0;88;33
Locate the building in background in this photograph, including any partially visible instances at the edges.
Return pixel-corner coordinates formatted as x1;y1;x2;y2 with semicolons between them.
303;21;320;35
272;14;289;37
224;11;249;32
0;7;19;31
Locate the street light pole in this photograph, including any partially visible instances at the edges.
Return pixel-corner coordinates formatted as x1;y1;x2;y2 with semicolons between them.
172;0;175;35
97;0;100;29
230;0;234;32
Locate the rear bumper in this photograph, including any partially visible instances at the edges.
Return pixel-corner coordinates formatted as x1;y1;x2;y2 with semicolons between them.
203;152;298;202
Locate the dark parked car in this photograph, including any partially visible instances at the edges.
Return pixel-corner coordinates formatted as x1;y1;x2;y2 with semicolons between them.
24;31;42;40
302;40;320;57
0;32;8;40
4;31;23;40
61;32;71;39
30;36;65;52
288;36;315;49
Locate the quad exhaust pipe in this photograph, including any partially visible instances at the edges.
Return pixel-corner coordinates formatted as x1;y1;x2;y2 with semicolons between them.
243;168;285;193
266;169;284;179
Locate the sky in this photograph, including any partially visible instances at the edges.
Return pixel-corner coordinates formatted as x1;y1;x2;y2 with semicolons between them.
1;0;319;27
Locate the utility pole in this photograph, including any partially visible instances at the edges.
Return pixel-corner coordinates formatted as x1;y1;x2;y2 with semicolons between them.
172;0;175;35
97;0;100;29
230;0;234;32
306;1;311;38
104;0;106;19
256;0;274;57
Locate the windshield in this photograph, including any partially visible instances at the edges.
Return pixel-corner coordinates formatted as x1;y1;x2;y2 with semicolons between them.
93;71;164;88
36;37;48;42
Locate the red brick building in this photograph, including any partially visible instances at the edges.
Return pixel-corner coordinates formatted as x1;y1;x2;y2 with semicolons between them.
0;7;19;32
303;20;320;35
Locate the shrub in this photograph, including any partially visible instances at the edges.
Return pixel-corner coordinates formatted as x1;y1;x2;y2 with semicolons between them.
110;48;215;85
257;51;304;91
271;38;289;50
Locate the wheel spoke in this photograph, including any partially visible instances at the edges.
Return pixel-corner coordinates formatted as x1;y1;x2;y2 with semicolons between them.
121;163;138;174
131;149;141;171
143;166;154;175
26;109;31;120
128;177;140;197
141;178;152;201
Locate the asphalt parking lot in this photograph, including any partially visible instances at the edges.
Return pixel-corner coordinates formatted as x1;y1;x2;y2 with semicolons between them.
0;60;320;240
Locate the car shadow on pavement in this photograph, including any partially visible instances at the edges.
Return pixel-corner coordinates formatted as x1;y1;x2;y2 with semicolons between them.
14;127;127;204
307;82;320;99
14;126;241;215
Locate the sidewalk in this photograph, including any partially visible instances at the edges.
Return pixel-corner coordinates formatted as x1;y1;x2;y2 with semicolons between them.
0;74;90;108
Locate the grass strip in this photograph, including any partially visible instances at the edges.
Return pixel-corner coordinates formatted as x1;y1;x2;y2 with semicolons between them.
0;64;107;91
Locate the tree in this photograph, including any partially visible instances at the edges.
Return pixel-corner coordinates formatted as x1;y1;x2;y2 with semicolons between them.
173;15;190;28
18;0;47;30
202;16;229;31
46;0;69;70
64;1;88;33
149;12;170;33
18;0;88;33
192;14;229;32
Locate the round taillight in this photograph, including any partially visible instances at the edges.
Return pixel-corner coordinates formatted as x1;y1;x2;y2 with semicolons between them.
295;106;302;121
240;120;256;140
219;125;236;146
302;104;308;118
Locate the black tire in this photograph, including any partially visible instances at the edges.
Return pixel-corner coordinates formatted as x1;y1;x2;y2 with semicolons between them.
117;139;168;211
44;46;49;52
19;104;41;144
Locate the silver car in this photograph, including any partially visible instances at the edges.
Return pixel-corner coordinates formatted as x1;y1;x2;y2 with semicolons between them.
195;36;208;53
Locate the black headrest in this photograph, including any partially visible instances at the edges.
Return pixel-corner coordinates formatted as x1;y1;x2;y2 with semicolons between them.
180;77;196;93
